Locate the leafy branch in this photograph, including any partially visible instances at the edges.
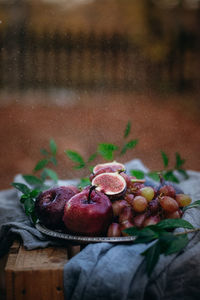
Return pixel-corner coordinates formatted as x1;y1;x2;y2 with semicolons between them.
11;182;40;224
124;217;200;276
65;121;138;187
130;151;189;183
22;139;59;189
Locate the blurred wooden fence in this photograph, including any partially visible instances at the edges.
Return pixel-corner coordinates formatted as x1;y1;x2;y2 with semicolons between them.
0;28;198;91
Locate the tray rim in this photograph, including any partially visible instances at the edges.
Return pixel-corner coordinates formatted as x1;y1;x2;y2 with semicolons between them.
36;222;136;244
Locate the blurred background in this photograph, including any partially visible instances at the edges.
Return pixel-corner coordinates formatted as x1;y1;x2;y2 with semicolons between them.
0;0;200;189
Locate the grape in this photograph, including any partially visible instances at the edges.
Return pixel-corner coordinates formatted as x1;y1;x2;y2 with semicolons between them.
133;183;145;195
133;213;146;228
148;198;160;214
125;193;134;206
143;215;160;227
132;196;148;213
120;172;132;188
159;196;179;212
165;210;181;219
107;223;121;237
120;220;135;236
175;194;192;207
119;206;134;223
112;200;129;217
140;186;155;202
159;185;176;198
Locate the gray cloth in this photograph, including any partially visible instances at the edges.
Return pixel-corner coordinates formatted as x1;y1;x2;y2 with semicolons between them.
63;160;200;300
0;188;66;257
0;159;200;299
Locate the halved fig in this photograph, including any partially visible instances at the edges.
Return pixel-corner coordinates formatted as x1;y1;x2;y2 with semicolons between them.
93;161;126;174
92;172;127;197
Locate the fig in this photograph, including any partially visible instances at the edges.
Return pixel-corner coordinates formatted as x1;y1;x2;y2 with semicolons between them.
89;166;116;181
91;172;127;197
35;185;79;229
93;161;125;174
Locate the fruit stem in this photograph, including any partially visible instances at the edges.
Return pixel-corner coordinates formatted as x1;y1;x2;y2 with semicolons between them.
131;179;146;183
174;228;200;236
87;185;96;203
159;172;164;185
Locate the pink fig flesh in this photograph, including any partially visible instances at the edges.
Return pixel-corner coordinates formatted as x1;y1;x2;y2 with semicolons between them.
93;161;125;174
92;172;126;196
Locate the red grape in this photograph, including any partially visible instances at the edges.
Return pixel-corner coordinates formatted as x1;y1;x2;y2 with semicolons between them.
159;185;176;198
107;223;121;237
112;200;129;217
159;196;179;212
132;196;148;213
175;194;192;207
143;215;160;227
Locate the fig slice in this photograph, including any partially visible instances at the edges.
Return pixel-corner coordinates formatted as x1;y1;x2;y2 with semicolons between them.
91;172;127;196
93;161;125;174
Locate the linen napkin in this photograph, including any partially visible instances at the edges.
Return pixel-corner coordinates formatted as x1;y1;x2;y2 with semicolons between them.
0;159;200;300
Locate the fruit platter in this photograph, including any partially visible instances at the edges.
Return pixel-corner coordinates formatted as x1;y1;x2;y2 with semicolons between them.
33;161;192;243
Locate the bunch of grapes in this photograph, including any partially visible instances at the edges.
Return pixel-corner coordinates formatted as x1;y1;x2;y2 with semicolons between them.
106;172;191;237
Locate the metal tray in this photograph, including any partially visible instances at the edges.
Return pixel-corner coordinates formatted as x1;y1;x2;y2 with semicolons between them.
36;222;136;244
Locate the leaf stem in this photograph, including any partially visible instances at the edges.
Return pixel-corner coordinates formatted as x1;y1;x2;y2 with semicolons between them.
174;228;200;236
131;179;146;183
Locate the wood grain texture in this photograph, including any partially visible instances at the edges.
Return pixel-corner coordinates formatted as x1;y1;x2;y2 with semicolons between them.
4;241;74;300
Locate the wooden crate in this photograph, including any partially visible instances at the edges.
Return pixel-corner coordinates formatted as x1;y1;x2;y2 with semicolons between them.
2;241;80;300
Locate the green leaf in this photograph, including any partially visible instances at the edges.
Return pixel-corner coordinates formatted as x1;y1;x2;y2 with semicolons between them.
124;121;131;138
161;151;169;168
120;139;138;155
97;143;118;160
130;169;145;179
87;153;97;163
40;148;49;156
12;182;30;194
142;241;161;276
34;159;49;172
43;168;58;182
89;166;94;173
177;169;189;180
161;234;189;255
23;175;44;186
175;152;185;169
24;198;35;215
50;156;57;166
50;139;57;156
78;177;91;188
20;194;30;203
65;150;85;168
30;189;40;198
147;172;160;182
156;218;194;230
124;227;159;243
30;212;38;224
182;200;200;213
163;171;179;183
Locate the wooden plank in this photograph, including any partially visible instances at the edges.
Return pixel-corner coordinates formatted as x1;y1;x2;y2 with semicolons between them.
0;253;8;300
5;241;72;300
